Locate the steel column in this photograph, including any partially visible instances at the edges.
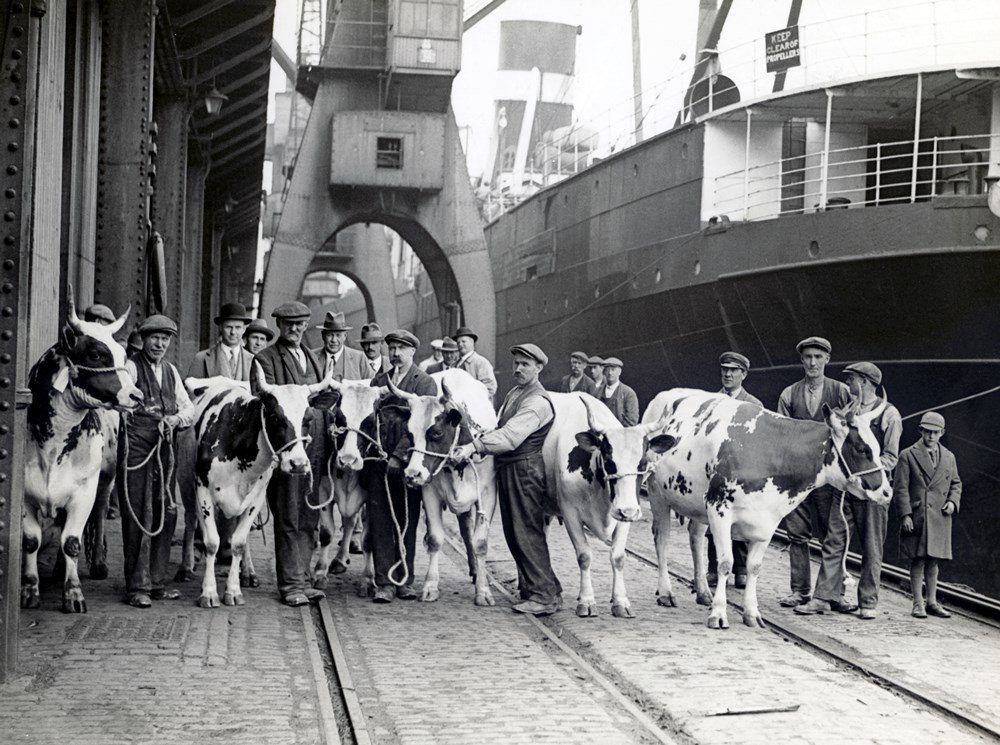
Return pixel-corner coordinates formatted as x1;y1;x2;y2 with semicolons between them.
95;0;156;324
151;95;189;324
180;156;208;361
0;0;37;684
910;72;923;203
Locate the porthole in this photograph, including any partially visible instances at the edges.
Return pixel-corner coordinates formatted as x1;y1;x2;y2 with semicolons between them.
808;240;820;258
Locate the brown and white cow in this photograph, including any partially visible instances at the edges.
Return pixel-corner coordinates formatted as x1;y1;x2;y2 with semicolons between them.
543;392;672;618
185;368;329;608
23;302;142;612
393;368;498;605
641;388;892;629
309;378;381;586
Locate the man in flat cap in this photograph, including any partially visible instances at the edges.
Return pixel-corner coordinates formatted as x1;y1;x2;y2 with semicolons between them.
119;314;194;608
253;301;328;607
706;352;763;589
596;357;639;426
454;326;497;401
585;355;606;389
358;322;390;380
558;351;597;395
364;329;437;602
776;337;852;609
796;362;902;619
418;338;444;372
453;343;560;616
84;304;117;325
243;318;274;355
188;301;254;381
894;411;962;619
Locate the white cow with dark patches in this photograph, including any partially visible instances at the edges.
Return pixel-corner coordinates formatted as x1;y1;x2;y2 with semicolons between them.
185;368;329;608
641;389;892;629
393;369;498;605
23;300;142;612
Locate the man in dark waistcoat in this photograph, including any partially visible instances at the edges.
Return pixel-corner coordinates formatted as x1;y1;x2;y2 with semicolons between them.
453;343;559;616
253;301;327;607
776;336;852;608
364;329;437;603
120;314;194;608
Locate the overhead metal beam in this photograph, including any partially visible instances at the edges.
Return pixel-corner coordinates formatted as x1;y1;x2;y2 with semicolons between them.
210;136;267;172
464;0;507;31
272;39;297;83
193;36;272;86
211;127;263;160
178;6;273;60
174;0;240;29
207;106;268;142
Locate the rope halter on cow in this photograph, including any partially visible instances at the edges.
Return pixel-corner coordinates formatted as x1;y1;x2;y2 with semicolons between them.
581;397;669;486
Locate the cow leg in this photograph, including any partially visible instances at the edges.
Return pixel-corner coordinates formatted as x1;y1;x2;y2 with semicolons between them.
688;521;713;605
330;470;362;575
330;508;359;575
174;430;199;582
421;494;445;602
357;519;376;598
20;503;43;609
225;497;265;606
196;487;222;609
609;522;634;618
561;513;597;617
648;493;677;607
741;539;769;628
310;487;336;589
462;505;496;607
240;534;258;588
704;514;731;629
61;490;97;613
84;470;112;580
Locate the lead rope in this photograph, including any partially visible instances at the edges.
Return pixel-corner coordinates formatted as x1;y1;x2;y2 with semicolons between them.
256;406;316;507
830;439;883;592
119;416;176;538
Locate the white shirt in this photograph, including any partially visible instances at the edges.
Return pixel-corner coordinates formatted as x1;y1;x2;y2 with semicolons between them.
324;349;344;377
603;381;620;397
125;357;195;427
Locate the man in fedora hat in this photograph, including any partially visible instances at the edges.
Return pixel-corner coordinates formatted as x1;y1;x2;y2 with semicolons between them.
596;357;639;426
776;336;852;609
364;329;437;603
424;337;458;374
454;326;497;400
187;301;254;381
120;314;194;608
311;311;368;383
243;318;274;355
253;301;328;607
558;351;597;395
358;322;390;380
452;343;560;616
418;338;445;372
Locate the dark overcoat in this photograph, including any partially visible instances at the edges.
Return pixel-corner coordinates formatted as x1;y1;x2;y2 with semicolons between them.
893;442;962;560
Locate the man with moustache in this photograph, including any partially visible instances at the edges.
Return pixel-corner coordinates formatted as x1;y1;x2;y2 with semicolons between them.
558;351;597;395
358;322;390;379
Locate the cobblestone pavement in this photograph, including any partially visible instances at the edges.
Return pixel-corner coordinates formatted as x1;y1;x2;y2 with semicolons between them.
0;513;325;745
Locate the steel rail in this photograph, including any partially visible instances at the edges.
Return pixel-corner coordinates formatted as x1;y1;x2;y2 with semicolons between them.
315;598;373;745
622;542;1000;742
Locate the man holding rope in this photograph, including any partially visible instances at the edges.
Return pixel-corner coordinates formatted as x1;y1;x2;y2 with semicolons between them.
365;329;436;603
119;314;193;608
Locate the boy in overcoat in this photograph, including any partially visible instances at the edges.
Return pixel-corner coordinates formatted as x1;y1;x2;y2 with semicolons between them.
893;411;962;618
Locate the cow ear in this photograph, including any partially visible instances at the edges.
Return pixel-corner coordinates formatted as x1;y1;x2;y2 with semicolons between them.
648;434;678;454
445;407;463;427
574;431;602;452
61;324;77;352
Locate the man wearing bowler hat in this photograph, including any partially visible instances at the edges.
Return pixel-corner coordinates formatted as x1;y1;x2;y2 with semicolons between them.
776;336;852;609
797;361;901;619
120;314;194;607
243;318;274;355
596;357;639;426
559;351;597;395
253;301;328;607
454;326;497;400
358;322;390;379
364;329;437;602
453;343;560;616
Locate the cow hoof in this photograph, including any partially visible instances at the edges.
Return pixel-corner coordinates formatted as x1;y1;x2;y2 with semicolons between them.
90;563;109;581
743;613;766;629
656;593;677;608
62;594;87;614
198;594;220;609
421;587;440;603
707;614;729;630
575;602;597;618
611;603;635;619
312;575;328;591
20;588;40;609
174;567;196;583
695;591;713;606
356;583;374;598
330;559;348;575
475;591;496;607
240;573;260;588
223;592;245;607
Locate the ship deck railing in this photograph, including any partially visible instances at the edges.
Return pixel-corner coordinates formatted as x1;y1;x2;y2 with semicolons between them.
711;132;998;222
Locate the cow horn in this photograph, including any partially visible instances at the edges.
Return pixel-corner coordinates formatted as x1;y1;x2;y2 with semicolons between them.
386;374;417;401
440;379;454;404
327;377;342;391
307;380;329;394
644;408;670;434
107;304;131;335
254;361;273;393
67;284;82;332
581;396;605;435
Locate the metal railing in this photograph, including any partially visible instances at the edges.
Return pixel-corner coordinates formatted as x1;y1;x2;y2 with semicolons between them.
711;133;996;222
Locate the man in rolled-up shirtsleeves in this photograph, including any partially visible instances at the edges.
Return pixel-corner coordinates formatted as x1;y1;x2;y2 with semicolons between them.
253;301;328;607
452;343;560;616
776;336;852;608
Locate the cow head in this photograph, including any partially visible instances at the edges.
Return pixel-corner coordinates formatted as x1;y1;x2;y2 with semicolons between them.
381;376;454;488
255;364;328;474
823;396;892;505
58;294;142;411
326;379;382;471
571;398;674;522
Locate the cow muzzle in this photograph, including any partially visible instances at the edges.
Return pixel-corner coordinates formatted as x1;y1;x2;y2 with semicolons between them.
337;451;362;471
404;467;429;488
612;505;642;523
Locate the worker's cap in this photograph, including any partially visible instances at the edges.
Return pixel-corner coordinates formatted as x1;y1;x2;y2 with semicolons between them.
509;343;548;366
243;318;275;341
271;301;311;321
384;329;420;348
569;351;589;363
602;357;624;368
586;355;604;365
918;412;946;431
843;362;882;386
796;336;832;354
138;314;178;337
83;304;116;324
719;351;750;372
